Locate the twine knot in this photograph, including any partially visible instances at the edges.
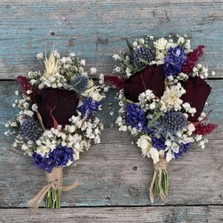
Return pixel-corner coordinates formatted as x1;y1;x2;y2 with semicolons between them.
28;167;81;209
153;158;168;172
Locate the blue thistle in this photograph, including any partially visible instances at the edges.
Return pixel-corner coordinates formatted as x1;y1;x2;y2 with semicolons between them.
19;117;42;142
33;145;74;173
159;110;187;134
126;103;147;130
70;75;89;93
133;47;155;68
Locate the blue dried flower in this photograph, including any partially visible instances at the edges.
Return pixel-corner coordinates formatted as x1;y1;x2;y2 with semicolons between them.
70;75;89;93
126;103;147;130
33;153;53;173
19;117;42;142
174;143;191;159
33;145;74;173
50;145;74;166
133;47;155;68
158;110;187;134
164;46;187;77
152;137;167;151
78;97;101;118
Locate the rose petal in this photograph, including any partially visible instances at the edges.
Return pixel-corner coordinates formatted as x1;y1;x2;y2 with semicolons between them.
35;88;79;128
182;77;211;122
124;65;165;102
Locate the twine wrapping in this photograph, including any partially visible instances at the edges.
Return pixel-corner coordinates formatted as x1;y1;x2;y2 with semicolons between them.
28;167;81;209
149;158;168;204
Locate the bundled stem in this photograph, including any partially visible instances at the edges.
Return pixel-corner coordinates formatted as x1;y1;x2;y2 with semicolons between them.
45;166;63;208
46;188;61;208
28;167;81;209
149;158;169;203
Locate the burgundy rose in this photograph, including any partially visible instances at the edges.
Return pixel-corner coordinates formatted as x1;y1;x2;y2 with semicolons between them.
123;65;165;102
181;76;211;122
35;88;79;129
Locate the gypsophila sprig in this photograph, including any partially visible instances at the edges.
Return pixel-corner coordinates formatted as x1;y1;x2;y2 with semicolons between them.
106;34;217;203
5;50;107;209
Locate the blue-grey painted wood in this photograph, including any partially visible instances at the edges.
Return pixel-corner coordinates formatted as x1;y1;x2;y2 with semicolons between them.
1;80;222;134
0;0;223;79
0;80;222;207
0;1;223;220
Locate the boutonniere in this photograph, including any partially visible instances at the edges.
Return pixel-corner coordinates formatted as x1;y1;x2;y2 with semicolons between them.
5;51;107;208
106;35;217;203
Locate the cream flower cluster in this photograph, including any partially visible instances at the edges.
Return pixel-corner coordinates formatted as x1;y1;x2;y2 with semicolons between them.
5;51;107;168
28;51;102;90
10;114;103;161
112;34;215;79
116;83;209;163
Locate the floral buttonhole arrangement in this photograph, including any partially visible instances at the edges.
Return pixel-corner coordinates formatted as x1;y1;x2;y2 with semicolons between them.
5;51;107;208
105;35;217;203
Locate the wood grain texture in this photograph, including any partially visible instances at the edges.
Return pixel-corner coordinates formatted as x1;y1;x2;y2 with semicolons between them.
1;79;223;132
0;1;223;220
0;127;223;208
0;0;223;79
0;206;222;223
0;80;222;207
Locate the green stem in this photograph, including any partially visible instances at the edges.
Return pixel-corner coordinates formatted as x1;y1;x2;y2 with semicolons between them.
45;188;61;208
162;171;169;196
147;112;163;128
154;175;160;195
153;170;169;197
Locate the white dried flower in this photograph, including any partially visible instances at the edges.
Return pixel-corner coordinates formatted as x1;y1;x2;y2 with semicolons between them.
80;59;86;66
90;67;97;74
36;52;44;60
112;54;121;61
69;52;76;58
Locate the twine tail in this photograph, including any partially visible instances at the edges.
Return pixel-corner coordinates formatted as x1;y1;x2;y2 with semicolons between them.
149;169;157;204
157;169;167;203
61;181;82;192
28;184;52;209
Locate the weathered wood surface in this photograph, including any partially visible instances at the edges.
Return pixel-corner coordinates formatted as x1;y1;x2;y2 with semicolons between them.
0;80;222;209
0;206;223;223
0;0;223;222
0;127;223;208
0;0;223;79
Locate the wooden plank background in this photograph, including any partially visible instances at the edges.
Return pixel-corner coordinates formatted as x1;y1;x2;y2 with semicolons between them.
0;1;222;222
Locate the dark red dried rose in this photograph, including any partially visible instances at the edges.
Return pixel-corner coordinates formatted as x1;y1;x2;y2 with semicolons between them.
35;88;79;129
181;76;211;122
123;65;165;102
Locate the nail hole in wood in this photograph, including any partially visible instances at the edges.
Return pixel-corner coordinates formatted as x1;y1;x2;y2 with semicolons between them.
132;166;138;171
105;196;110;201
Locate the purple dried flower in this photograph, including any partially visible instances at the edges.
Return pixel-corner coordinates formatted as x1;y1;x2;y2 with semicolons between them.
78;97;101;118
33;145;74;173
126;103;147;130
164;46;187;77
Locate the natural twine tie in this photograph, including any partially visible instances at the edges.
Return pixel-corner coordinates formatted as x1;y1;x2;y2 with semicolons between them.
28;167;81;209
149;157;168;204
